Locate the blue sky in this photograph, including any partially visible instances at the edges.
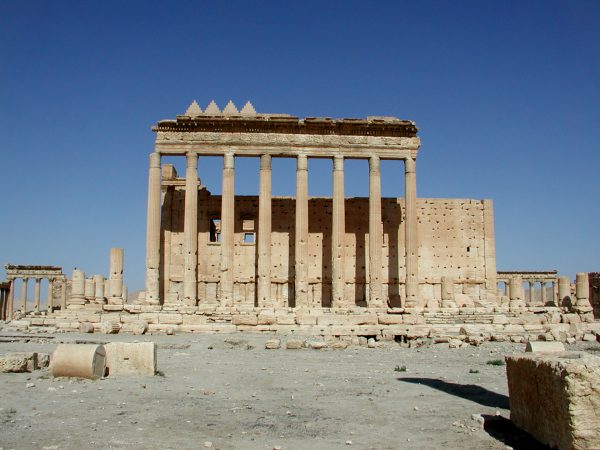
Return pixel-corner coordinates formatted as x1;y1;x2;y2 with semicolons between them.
1;0;599;291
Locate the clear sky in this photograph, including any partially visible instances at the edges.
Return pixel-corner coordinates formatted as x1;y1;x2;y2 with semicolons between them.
1;0;599;292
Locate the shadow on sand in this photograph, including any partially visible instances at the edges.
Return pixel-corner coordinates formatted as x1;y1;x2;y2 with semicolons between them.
398;377;509;409
397;378;550;449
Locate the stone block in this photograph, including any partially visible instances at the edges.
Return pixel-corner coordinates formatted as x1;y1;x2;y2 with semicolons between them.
286;339;305;349
525;341;566;353
232;315;258;326
506;352;600;450
265;339;281;349
378;314;404;325
79;322;95;333
104;342;156;376
158;313;183;325
257;312;276;325
0;352;36;373
296;314;318;325
100;322;120;334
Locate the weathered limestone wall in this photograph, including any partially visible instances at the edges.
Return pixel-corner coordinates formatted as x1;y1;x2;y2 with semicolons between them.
160;189;494;307
506;352;600;450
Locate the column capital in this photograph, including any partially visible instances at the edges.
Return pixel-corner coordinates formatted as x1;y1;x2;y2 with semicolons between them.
297;154;308;171
405;157;416;173
149;152;161;168
333;155;344;171
260;154;272;170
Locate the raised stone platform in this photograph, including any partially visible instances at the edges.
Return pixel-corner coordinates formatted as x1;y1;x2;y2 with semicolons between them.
7;306;599;345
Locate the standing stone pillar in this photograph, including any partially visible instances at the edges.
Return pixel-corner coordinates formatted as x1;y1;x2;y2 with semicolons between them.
145;152;162;305
7;279;14;320
575;273;591;308
183;152;199;305
540;281;547;305
47;279;54;311
558;276;571;306
20;278;28;313
84;278;95;302
220;152;235;306
60;278;67;310
528;281;535;305
33;278;41;312
441;276;457;308
552;281;558;305
93;274;105;304
404;157;419;308
509;277;525;308
368;156;383;307
295;154;309;308
332;155;346;308
70;270;86;305
108;248;124;305
257;154;272;307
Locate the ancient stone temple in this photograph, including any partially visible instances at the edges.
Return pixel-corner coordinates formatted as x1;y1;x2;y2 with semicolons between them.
4;101;596;340
145;100;497;310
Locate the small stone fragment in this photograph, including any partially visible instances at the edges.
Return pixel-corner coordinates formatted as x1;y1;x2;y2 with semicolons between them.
286;339;305;350
265;339;281;349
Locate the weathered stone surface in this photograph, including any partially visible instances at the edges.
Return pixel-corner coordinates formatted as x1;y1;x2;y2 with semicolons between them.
286;339;305;349
79;322;94;333
232;315;258;326
506;352;600;450
131;320;148;335
525;341;566;353
104;342;156;376
100;321;120;334
0;352;35;373
50;344;106;379
265;339;281;349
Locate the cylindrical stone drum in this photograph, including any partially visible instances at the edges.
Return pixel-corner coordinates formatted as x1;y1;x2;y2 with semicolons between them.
71;270;85;297
50;344;106;379
509;278;523;301
84;278;95;300
558;276;571;304
576;273;589;301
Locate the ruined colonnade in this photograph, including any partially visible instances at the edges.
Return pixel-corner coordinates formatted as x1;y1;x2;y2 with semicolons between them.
145;150;420;308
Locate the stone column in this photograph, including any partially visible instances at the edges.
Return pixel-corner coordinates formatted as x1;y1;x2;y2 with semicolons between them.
70;269;86;305
441;276;457;308
331;155;346;308
576;272;591;308
93;274;105;304
509;277;525;308
295;154;309;308
84;278;95;302
404;157;419;308
368;156;383;307
20;278;28;313
552;281;558;305
220;152;235;306
257;154;272;307
558;276;571;307
60;278;67;309
47;279;54;311
541;281;548;305
108;248;124;305
528;281;535;305
7;280;14;320
32;278;41;312
183;152;199;305
145;152;162;305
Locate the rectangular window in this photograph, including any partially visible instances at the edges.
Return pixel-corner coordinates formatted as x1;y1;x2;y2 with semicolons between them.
209;218;221;243
243;232;255;244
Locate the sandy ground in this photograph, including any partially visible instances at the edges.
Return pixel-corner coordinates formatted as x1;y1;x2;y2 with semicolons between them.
2;330;595;450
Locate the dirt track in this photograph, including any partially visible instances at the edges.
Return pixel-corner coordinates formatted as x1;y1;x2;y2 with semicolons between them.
2;331;589;450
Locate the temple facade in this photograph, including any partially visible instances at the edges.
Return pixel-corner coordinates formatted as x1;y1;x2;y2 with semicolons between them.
145;100;497;310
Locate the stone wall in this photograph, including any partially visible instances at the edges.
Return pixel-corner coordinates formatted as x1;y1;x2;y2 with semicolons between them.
506;352;600;450
160;188;495;307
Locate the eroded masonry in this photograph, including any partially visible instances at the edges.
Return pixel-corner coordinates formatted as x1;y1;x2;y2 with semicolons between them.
3;101;598;340
146;100;496;309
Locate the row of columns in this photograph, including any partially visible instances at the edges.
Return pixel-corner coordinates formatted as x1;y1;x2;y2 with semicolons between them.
500;274;592;308
146;151;419;308
4;277;67;318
